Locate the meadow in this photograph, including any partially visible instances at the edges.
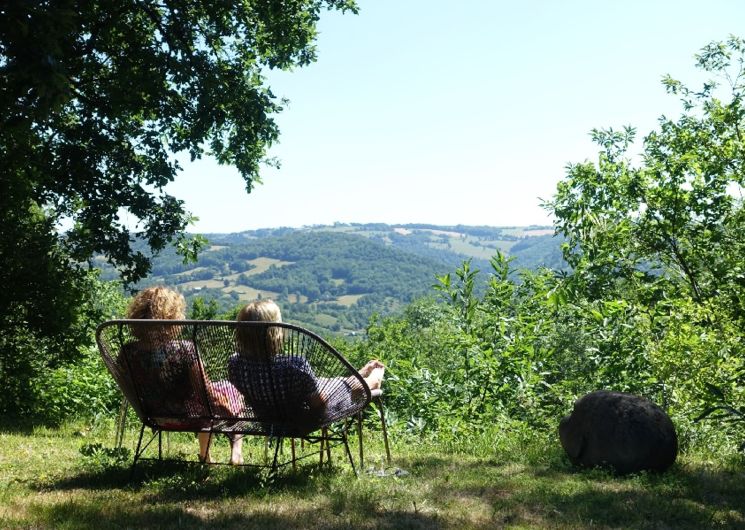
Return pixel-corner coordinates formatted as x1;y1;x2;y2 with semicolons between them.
2;419;744;529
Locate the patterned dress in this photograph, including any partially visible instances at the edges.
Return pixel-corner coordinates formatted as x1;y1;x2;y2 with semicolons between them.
120;340;206;419
228;354;356;430
228;354;319;422
120;340;244;428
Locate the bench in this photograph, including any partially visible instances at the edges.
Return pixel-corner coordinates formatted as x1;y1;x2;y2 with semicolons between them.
96;319;384;473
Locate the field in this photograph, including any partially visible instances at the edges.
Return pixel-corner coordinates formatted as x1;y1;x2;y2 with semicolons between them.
222;285;279;302
337;294;365;306
236;257;294;277
179;279;226;289
1;419;744;529
445;238;514;260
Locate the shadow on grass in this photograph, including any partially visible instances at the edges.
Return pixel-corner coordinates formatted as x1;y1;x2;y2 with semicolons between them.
42;459;337;500
36;502;444;530
423;456;745;529
28;445;745;529
0;414;52;435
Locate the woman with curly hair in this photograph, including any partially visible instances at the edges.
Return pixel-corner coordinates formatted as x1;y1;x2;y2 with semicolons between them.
121;286;244;464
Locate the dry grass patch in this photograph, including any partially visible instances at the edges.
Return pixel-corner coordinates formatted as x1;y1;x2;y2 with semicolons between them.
336;294;364;306
222;285;278;300
245;257;293;275
179;279;225;289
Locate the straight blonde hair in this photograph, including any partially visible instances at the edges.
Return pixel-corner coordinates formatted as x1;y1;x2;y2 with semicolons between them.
235;299;284;359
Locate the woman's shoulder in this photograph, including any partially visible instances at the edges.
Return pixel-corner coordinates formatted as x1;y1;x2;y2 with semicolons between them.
229;354;312;371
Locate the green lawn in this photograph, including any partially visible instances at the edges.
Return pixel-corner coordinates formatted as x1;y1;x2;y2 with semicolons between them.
1;419;744;529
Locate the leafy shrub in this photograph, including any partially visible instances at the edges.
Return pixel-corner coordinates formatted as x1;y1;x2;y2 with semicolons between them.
32;346;121;422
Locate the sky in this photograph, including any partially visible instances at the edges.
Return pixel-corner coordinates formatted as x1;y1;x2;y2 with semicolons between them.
166;0;745;233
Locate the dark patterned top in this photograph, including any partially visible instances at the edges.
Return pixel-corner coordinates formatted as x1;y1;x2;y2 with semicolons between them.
228;354;358;429
228;354;320;424
120;339;208;419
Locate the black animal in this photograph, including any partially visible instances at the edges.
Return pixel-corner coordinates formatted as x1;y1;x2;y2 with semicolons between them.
559;390;677;474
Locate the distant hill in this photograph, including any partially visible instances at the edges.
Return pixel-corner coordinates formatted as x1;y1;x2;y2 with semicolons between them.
98;223;564;335
208;223;561;271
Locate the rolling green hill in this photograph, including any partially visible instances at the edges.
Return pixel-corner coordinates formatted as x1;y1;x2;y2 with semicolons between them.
99;223;563;334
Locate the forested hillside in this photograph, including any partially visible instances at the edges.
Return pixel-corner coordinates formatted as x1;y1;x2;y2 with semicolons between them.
98;224;562;333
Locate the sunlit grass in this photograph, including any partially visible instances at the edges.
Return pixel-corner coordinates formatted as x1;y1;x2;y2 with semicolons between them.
1;417;744;529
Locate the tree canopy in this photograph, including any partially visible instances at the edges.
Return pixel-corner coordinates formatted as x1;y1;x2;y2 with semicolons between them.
0;0;356;411
349;37;745;448
549;36;745;315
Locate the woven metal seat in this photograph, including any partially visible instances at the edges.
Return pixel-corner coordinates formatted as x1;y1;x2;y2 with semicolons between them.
97;319;372;473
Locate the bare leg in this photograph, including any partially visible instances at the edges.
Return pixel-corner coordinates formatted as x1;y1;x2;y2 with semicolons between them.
198;432;212;463
317;361;386;404
230;434;244;465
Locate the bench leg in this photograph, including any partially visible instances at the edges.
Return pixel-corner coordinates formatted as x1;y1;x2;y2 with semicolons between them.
115;398;129;449
357;412;364;469
375;396;392;465
324;427;332;464
270;437;282;474
129;423;146;480
342;432;357;477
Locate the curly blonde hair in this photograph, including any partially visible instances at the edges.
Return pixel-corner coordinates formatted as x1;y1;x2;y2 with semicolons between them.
127;286;186;320
235;299;283;359
126;286;186;340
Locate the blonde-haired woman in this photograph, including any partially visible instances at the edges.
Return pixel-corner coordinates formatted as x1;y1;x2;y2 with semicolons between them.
228;299;385;425
121;286;244;464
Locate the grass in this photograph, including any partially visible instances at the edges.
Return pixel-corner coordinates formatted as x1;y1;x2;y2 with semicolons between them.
1;419;744;529
446;237;515;260
235;258;294;277
336;294;365;306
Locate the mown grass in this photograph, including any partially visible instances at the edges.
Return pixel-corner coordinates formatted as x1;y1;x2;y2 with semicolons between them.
1;418;744;529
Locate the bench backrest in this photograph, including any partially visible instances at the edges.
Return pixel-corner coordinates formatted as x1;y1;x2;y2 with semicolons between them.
96;320;371;437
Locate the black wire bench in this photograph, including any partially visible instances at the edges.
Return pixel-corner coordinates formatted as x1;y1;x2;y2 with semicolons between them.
96;319;375;475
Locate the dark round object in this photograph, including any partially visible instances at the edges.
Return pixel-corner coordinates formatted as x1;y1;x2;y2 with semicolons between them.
559;390;678;474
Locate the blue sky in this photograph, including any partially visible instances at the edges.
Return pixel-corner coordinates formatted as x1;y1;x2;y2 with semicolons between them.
167;0;745;233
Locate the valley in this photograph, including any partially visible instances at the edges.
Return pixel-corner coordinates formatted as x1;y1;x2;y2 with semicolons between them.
100;223;564;334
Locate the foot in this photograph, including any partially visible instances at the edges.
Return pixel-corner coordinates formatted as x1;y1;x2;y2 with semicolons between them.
359;359;385;378
365;366;386;390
